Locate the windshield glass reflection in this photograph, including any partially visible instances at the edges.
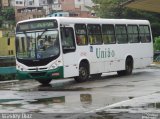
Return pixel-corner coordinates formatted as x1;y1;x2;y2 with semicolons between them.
16;30;59;60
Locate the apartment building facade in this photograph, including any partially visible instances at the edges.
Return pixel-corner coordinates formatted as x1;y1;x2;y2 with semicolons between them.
14;0;46;22
8;0;95;22
0;0;9;7
51;0;95;18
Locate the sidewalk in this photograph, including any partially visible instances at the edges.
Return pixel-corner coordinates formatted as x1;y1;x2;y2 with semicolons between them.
150;62;160;68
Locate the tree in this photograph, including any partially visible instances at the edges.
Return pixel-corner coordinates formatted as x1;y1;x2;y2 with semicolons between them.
91;0;160;37
154;37;160;51
0;7;15;29
92;0;127;18
1;7;15;20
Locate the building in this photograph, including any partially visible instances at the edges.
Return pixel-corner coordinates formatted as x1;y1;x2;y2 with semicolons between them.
0;37;15;56
14;0;46;22
55;0;95;18
12;0;95;22
0;0;9;7
48;11;69;17
15;6;46;22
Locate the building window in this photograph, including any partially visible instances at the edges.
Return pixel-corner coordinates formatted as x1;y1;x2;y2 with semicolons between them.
11;50;14;55
29;1;33;5
7;38;10;46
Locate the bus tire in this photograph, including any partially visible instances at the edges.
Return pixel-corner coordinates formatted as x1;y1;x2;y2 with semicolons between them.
36;78;52;85
117;57;133;76
75;62;89;82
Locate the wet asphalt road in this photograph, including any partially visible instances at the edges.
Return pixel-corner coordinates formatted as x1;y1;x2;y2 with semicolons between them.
0;66;160;118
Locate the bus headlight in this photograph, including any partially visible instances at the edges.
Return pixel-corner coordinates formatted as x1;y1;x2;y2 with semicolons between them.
17;64;25;71
49;60;62;70
51;64;58;69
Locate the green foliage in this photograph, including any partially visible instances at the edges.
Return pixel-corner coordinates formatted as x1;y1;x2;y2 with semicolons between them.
92;0;127;18
0;7;15;28
91;0;160;37
1;7;15;20
151;22;160;37
154;36;160;51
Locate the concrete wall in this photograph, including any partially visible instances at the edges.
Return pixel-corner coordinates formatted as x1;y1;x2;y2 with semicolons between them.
61;0;75;11
0;37;15;56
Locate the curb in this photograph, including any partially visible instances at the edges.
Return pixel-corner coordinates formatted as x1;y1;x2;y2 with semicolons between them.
0;80;19;84
149;63;160;68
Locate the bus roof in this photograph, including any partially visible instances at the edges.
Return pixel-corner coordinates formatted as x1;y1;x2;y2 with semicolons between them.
17;17;150;25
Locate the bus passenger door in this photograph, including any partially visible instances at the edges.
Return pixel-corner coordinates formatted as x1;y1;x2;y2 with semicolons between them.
60;27;78;78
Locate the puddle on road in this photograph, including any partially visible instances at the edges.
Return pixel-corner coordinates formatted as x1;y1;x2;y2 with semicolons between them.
29;96;65;104
37;84;92;91
0;99;22;103
6;79;92;92
0;91;131;113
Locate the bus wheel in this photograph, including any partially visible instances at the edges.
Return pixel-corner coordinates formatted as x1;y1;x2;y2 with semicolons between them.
75;63;89;82
36;78;52;85
117;57;133;76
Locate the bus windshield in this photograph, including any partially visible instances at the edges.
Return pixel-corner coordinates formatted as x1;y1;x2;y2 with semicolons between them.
16;30;60;60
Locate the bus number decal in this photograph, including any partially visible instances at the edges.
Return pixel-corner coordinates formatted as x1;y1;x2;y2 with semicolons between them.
80;52;87;56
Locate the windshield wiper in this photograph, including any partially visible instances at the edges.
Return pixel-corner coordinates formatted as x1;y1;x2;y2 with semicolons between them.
37;29;48;40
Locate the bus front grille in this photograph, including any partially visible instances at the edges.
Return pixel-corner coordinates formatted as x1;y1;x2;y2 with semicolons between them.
30;72;46;77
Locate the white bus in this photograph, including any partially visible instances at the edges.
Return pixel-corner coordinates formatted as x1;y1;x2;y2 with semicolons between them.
15;17;153;85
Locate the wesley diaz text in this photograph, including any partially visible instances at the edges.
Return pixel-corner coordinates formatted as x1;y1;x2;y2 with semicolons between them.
1;113;32;119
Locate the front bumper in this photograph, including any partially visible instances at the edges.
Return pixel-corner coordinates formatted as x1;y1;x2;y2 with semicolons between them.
16;66;64;80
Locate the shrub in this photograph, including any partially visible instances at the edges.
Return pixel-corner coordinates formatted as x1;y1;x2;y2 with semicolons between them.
154;36;160;51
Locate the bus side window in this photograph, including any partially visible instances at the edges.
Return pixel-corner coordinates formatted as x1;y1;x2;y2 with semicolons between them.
127;25;139;43
87;24;102;45
60;27;76;53
75;24;88;45
115;25;128;44
139;25;151;43
102;24;116;44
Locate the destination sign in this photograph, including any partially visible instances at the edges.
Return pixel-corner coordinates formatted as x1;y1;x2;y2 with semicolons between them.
17;20;58;32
